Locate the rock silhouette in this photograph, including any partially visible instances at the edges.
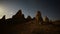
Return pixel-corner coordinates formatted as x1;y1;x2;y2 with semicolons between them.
43;16;49;24
0;15;6;24
12;10;23;19
26;16;32;22
1;15;6;20
12;10;25;24
0;9;60;34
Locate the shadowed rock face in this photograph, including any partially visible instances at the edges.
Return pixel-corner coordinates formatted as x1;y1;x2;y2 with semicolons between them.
0;10;60;34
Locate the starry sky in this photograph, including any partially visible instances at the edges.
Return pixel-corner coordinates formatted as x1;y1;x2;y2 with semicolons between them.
0;0;60;20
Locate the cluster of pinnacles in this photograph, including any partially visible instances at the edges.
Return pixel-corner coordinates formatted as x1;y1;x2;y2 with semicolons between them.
0;9;50;24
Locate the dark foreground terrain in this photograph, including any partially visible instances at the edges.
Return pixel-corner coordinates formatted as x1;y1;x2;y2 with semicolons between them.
0;21;60;34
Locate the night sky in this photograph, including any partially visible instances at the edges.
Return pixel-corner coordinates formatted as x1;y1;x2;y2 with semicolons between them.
0;0;60;20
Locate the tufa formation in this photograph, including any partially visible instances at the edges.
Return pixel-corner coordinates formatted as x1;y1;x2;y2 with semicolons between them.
35;11;43;24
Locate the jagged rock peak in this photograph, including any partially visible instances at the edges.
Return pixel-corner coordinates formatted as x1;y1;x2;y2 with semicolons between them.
1;15;6;20
12;9;26;23
16;9;22;16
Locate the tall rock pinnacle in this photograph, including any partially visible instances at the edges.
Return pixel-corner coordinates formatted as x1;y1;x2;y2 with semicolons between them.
35;11;43;23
